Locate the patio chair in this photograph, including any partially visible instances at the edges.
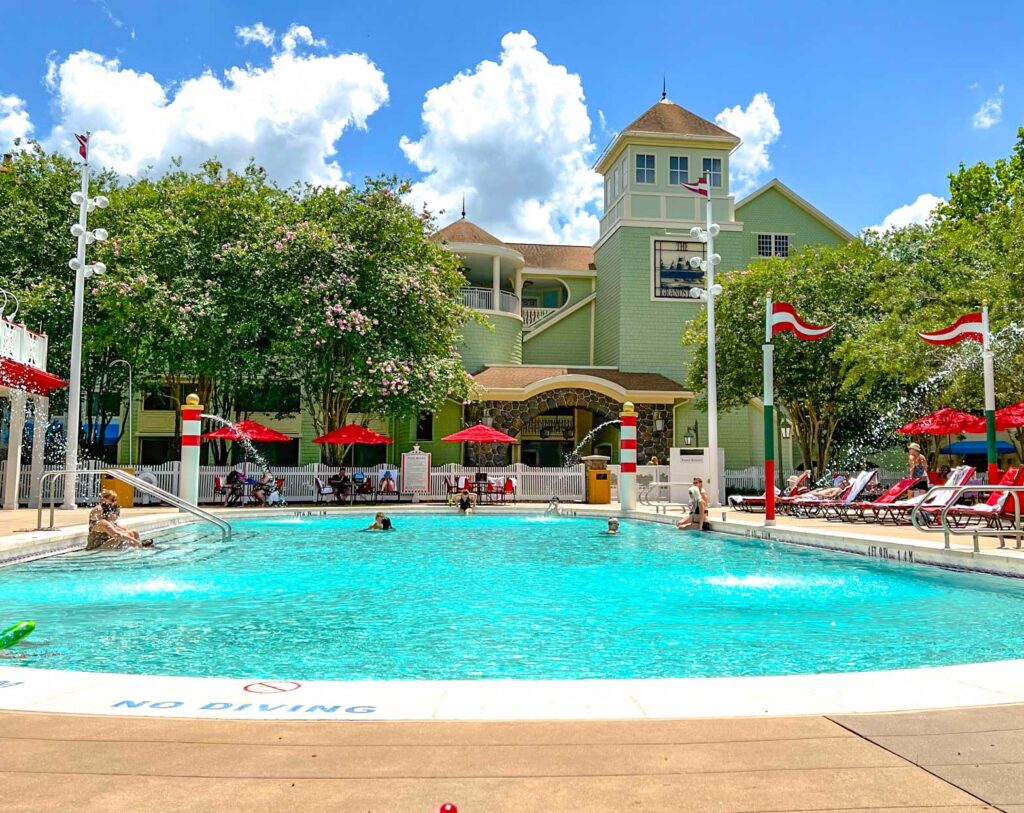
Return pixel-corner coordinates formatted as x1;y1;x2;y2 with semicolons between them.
874;465;976;525
829;477;919;522
790;470;877;519
502;477;517;503
214;476;229;506
924;466;1024;528
377;470;399;501
313;476;335;504
351;472;374;503
728;471;810;513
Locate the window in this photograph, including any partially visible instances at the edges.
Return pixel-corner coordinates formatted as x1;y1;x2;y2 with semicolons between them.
619;157;628;190
757;234;790;258
415;411;434;441
652;240;706;299
702;157;722;188
613;166;620;197
669;156;689;185
248;383;301;415
139;437;178;465
143;386;174;411
635;154;655;184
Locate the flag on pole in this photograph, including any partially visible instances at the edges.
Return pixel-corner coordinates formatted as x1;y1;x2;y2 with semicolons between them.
681;177;708;197
769;302;835;341
75;133;88;160
918;312;984;346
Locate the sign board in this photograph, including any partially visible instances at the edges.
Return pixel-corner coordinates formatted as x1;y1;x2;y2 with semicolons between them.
400;445;432;494
669;447;725;506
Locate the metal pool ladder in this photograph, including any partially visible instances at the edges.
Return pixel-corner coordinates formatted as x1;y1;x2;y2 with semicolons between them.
37;468;231;541
910;484;1023;552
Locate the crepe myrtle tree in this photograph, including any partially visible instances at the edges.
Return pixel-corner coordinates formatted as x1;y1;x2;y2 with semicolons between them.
682;240;894;478
268;178;473;464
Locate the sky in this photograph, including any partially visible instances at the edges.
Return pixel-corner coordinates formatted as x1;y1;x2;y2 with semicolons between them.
1;0;1021;243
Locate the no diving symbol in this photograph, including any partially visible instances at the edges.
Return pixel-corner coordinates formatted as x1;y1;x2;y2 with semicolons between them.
243;680;302;694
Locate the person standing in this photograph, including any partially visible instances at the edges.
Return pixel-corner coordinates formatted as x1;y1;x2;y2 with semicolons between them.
908;442;930;496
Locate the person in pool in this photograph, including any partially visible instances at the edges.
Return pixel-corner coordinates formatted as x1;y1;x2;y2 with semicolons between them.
366;512;394;531
87;489;149;550
604;517;619;535
456;490;475;515
544;496;562;515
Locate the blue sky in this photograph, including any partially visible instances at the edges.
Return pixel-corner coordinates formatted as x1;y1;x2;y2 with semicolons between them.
2;0;1021;241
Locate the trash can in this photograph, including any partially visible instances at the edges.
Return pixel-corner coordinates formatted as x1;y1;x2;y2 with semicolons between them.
100;468;135;508
582;454;611;504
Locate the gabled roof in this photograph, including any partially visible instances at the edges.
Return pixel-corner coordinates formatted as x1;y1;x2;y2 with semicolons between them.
735;179;855;242
623;98;739;142
504;243;595;272
433;218;506;247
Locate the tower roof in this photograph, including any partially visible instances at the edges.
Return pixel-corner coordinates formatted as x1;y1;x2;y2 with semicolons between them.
622;98;738;141
434;218;507;247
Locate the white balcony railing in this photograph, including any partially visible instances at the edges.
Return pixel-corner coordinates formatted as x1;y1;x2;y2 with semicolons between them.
461;287;521;317
522;307;560;329
0;319;48;370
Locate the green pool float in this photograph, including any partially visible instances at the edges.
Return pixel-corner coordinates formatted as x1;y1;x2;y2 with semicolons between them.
0;621;35;649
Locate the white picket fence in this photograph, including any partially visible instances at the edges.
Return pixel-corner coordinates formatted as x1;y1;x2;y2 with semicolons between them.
0;460;586;507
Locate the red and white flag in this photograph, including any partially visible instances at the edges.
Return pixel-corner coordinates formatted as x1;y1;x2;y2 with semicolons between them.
681;177;708;197
770;302;835;341
919;312;984;346
75;133;88;160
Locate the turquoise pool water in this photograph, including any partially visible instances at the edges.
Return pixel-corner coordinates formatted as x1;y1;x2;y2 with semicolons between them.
2;514;1023;680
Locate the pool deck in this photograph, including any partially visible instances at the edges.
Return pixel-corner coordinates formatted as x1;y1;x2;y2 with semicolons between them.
2;502;1024;810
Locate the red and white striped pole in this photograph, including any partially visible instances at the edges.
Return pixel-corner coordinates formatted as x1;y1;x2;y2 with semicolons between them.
180;393;203;506
619;402;637;511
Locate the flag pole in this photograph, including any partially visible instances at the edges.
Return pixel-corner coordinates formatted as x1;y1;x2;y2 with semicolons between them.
981;302;998;484
705;172;720;506
763;295;775;525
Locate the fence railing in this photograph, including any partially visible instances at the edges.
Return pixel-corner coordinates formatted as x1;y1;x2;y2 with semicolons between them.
460;287;521;317
522;306;559;328
0;460;586;506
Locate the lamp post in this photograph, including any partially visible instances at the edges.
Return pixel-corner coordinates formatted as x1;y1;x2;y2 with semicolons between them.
110;359;132;468
61;133;110;509
682;420;699;448
688;181;723;505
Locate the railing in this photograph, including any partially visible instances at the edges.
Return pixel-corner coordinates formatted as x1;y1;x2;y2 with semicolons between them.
36;468;231;541
460;287;521;316
522;306;559;328
639;479;694;514
0;318;48;369
910;484;1024;552
522;414;574;440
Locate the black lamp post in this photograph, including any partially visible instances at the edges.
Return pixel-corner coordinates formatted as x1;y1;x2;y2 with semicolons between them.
682;420;699;447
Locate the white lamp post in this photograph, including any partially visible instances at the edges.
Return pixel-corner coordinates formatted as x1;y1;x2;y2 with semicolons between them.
61;133;109;509
688;185;723;506
110;359;132;468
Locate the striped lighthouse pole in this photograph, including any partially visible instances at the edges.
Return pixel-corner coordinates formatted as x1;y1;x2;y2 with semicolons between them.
981;303;999;485
619;402;637;512
180;393;203;506
763;296;776;525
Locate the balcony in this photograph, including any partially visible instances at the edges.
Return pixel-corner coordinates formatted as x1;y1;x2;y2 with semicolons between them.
0;319;48;370
461;287;521;317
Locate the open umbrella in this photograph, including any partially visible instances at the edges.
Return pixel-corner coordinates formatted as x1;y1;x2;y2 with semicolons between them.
958;401;1024;433
442;423;518;471
312;424;394;445
203;419;293;442
896;408;980;435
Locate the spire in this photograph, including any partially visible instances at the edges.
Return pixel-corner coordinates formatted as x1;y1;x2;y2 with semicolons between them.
461;194;466;219
661;75;667;101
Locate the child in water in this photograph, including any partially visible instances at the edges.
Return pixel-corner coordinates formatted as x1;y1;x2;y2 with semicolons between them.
604;517;619;535
366;512;394;531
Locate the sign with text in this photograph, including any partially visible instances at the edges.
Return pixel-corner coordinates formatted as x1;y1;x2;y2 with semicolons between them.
400;447;431;494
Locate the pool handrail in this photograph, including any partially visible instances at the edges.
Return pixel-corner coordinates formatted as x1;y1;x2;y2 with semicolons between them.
36;468;231;541
639;480;695;513
909;483;1023;552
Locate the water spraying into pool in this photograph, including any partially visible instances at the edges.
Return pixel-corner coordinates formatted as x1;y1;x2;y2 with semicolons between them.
201;413;269;470
563;419;621;466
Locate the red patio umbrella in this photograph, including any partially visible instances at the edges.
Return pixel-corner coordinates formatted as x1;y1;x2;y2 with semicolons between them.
312;424;394;445
959;401;1024;433
203;419;293;442
896;408;980;435
441;424;518;444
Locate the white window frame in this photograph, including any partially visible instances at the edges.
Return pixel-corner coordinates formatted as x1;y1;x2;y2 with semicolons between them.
613;166;620;197
636;153;655;185
669;156;689;186
756;233;773;257
774;234;790;257
702;157;723;188
756;233;792;258
620;157;628;190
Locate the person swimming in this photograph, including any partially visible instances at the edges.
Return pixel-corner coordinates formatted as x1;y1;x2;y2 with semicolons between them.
604;517;619;535
366;512;395;531
544;496;562;515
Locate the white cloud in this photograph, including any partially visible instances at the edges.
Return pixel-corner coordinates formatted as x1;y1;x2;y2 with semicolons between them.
236;22;275;48
864;193;945;234
715;92;781;197
0;95;33;149
400;30;601;244
40;28;388;186
281;24;325;52
973;96;1002;129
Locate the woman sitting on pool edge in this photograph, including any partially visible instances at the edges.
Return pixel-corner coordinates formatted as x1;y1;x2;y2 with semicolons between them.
87;490;150;550
366;512;394;531
456;490;475;515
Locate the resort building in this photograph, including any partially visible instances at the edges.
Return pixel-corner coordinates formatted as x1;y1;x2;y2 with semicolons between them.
118;96;855;470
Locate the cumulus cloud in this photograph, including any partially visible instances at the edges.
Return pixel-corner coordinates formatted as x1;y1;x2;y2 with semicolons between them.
40;28;387;186
715;92;780;197
864;193;945;234
236;22;275;48
400;30;601;244
281;24;325;52
0;95;33;149
973;96;1002;129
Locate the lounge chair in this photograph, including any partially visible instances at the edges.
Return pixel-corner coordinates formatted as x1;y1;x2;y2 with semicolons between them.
313;476;335;504
788;470;877;518
729;470;810;513
923;466;1024;528
829;477;919;522
874;465;976;525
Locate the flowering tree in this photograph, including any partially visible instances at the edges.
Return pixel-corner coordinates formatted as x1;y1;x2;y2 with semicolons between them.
268;179;472;463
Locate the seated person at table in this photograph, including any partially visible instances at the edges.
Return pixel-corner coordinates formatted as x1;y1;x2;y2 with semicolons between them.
225;466;245;506
251;469;274;506
456;490;475;515
379;470;396;494
87;490;149;550
366;512;394;531
328;467;350;502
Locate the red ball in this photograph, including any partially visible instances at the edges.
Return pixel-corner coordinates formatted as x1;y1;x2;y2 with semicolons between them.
438;805;457;813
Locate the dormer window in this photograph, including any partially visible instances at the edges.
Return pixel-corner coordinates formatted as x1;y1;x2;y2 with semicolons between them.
702;158;722;188
635;154;655;184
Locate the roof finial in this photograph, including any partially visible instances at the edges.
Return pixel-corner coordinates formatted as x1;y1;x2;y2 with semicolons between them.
661;75;667;101
461;194;466;219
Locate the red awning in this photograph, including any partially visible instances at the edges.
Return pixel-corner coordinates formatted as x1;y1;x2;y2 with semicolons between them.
203;419;293;442
441;424;518;443
0;358;68;396
312;424;394;445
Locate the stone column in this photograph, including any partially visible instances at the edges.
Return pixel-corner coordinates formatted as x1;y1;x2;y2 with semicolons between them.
3;390;27;510
28;394;48;508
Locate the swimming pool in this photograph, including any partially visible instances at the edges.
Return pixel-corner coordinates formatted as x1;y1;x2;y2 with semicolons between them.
2;513;1023;681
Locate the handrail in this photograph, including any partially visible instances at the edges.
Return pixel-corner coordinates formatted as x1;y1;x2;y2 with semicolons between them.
639;480;693;513
36;468;231;541
910;483;1024;552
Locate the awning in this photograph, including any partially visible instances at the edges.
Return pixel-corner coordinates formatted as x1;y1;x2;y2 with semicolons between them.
0;357;68;396
940;440;1016;455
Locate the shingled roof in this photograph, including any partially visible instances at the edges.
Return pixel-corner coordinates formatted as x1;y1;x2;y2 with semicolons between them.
471;366;686;394
434;218;507;247
504;243;595;272
623;99;738;142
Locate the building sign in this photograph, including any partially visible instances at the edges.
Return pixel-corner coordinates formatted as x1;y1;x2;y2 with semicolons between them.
653;240;705;300
401;445;432;494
